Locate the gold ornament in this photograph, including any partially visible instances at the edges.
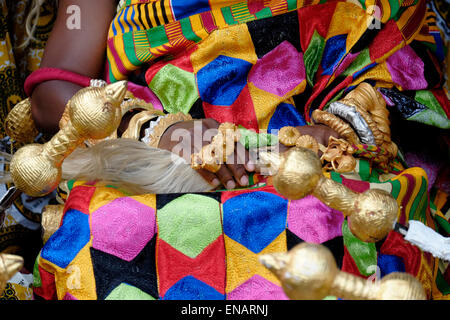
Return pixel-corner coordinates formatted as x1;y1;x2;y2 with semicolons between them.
260;242;426;300
4;98;39;143
0;253;24;295
146;112;193;148
311;109;361;145
278;126;301;146
10;81;128;197
321;136;356;173
41;204;65;244
121;111;161;140
191;122;241;173
259;147;398;242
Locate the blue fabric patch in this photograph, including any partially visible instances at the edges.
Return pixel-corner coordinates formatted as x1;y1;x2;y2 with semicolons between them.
41;209;91;269
223;192;288;253
268;102;306;132
163;276;224;300
321;34;347;76
197;55;253;106
171;0;211;20
378;254;406;278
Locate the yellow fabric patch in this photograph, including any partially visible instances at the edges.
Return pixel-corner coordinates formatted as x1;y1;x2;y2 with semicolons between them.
247;83;282;130
225;232;286;293
130;193;157;210
190;24;257;73
54;241;97;300
89;186;126;214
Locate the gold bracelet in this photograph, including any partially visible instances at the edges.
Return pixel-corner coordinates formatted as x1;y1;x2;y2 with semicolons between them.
146;112;193;148
191;122;240;173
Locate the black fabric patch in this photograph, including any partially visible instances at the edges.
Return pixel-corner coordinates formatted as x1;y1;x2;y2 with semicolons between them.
286;228;304;250
156;192;222;210
90;236;158;300
350;23;381;54
321;236;344;269
409;40;443;89
189;99;206;119
247;10;301;58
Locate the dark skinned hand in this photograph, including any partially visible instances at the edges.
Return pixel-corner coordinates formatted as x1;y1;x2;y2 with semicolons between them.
158;118;341;189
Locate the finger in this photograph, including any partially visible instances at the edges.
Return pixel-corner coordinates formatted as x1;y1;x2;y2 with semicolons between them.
215;165;236;190
196;169;221;188
226;162;248;187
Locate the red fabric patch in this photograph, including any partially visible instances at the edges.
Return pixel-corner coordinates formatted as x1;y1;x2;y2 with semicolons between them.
200;11;217;33
341;176;370;193
248;0;265;14
380;231;422;276
63;185;96;217
33;266;57;300
221;185;286;203
369;20;403;62
341;246;367;278
157;236;226;298
298;2;338;52
145;45;197;83
203;85;259;131
304;75;330;121
432;89;450;118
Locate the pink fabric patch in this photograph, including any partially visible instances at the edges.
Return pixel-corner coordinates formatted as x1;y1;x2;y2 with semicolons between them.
288;195;344;243
63;292;77;300
127;82;163;111
227;275;288;300
91;197;156;261
386;45;427;90
248;40;305;97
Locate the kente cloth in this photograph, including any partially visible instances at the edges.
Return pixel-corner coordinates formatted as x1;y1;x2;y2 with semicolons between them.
106;0;449;184
33;159;450;300
0;0;57;293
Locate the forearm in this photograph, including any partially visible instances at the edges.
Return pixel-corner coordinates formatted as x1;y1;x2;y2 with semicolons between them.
30;0;117;133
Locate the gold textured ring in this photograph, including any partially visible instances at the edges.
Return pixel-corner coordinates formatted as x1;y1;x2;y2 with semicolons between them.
311;109;361;145
279;126;301;146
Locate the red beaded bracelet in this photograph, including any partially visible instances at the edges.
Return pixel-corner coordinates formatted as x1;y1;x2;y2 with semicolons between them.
24;67;93;97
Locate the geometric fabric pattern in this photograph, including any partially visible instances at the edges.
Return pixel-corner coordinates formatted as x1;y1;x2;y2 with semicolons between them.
34;159;450;300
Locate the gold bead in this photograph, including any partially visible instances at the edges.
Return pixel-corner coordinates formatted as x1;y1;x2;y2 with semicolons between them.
269;147;323;200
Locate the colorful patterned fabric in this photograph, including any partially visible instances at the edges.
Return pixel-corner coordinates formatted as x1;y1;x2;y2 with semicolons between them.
33;159;450;300
0;0;56;283
106;0;448;148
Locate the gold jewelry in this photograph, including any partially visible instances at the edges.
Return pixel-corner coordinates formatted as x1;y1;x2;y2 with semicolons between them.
278;126;301;146
311;109;361;145
0;253;24;295
121;111;161;140
191;122;241;173
259;147;398;242
260;242;426;300
321;136;356;173
10;81;128;197
146;112;193;148
41;204;65;244
4;98;39;144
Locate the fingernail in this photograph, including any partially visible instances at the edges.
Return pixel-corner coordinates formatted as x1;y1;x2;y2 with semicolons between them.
240;176;249;186
246;162;255;172
211;178;220;187
226;180;236;190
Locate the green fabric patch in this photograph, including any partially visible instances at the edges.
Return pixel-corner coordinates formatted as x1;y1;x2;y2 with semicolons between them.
342;220;377;276
255;7;272;19
180;17;202;43
105;283;156;300
123;32;141;66
436;269;450;295
221;6;238;25
33;252;42;288
342;48;371;77
157;194;222;258
415;90;447;117
149;64;199;114
303;30;325;87
408;109;450;129
146;24;169;48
